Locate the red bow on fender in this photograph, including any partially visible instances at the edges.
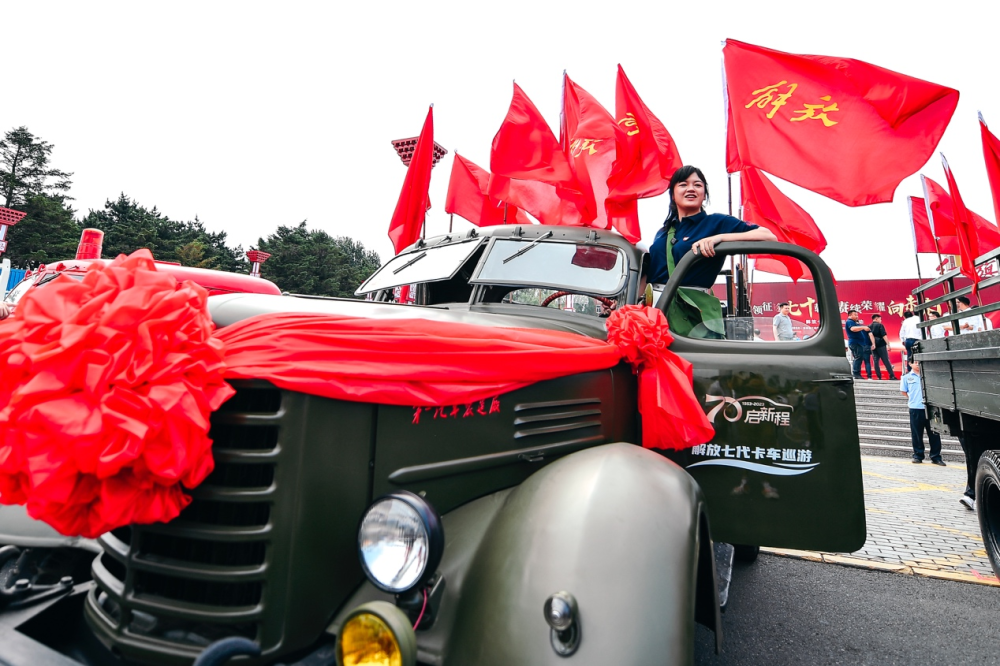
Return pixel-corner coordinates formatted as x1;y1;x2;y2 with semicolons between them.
0;251;713;537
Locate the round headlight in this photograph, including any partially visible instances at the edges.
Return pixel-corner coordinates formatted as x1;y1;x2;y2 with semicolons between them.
337;601;416;666
358;491;443;594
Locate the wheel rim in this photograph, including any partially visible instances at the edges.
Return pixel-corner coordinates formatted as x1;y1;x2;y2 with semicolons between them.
983;474;1000;566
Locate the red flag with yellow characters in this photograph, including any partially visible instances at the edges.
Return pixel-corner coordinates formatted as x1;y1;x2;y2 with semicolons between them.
724;39;959;206
606;64;683;244
560;73;616;231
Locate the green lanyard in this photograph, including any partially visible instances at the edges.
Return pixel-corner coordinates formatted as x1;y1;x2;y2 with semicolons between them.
665;224;677;276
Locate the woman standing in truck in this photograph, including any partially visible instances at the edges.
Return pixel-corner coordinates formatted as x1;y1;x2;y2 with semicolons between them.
648;166;776;338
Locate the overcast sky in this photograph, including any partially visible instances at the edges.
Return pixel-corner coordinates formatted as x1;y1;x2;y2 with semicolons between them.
4;0;997;280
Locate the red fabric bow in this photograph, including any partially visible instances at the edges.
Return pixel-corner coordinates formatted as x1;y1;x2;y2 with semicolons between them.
0;251;233;538
606;306;716;448
0;253;712;537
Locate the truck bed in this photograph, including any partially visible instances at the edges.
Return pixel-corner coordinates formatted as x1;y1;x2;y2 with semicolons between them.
919;330;1000;422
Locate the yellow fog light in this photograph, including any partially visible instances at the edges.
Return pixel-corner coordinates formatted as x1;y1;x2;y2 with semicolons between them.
337;601;416;666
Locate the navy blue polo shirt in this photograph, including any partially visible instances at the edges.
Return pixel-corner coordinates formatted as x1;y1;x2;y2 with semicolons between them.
648;211;759;288
845;318;868;345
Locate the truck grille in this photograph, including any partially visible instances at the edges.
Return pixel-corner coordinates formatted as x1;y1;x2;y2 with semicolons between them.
87;380;376;664
88;381;282;651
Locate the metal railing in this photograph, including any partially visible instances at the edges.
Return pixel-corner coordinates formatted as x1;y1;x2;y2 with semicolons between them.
911;246;1000;337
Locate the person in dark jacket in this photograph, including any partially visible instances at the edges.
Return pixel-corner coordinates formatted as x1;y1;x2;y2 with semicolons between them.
869;314;897;380
648;166;776;338
845;310;873;379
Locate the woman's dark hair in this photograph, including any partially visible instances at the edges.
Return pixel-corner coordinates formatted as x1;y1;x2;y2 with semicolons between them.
666;165;710;224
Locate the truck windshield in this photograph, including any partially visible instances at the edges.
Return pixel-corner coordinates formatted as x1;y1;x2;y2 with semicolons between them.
357;238;484;295
473;240;627;295
3;273;84;305
4;277;37;304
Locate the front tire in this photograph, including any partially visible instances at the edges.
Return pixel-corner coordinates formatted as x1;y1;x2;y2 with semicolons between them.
975;450;1000;579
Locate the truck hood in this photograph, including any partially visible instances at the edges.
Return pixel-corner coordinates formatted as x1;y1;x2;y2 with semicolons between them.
207;293;610;340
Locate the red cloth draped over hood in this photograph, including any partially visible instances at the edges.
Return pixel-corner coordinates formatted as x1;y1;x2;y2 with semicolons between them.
0;252;713;537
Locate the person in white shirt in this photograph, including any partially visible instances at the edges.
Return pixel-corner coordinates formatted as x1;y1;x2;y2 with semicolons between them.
898;311;920;372
956;296;986;334
927;310;948;339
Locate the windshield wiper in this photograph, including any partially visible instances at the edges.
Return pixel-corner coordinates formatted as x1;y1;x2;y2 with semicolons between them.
502;231;553;264
392;251;427;274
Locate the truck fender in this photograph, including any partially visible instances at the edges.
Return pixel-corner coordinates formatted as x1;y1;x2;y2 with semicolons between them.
444;442;712;666
329;443;717;665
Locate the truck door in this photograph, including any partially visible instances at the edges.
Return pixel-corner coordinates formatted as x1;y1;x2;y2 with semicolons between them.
659;242;865;552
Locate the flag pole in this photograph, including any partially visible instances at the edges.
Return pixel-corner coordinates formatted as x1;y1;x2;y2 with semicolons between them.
728;172;735;272
503;203;508;225
449;213;453;234
422;103;434;241
976;112;988;309
727;173;733;215
907;197;924;282
559;69;568;151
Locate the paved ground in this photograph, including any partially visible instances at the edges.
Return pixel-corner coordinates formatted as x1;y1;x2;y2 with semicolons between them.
767;454;998;586
694;555;1000;666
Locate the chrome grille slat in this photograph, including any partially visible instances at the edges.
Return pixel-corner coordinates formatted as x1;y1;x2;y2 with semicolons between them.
189;484;277;501
211;411;284;425
129;557;268;581
213;447;282;463
123;595;264;623
139;523;273;541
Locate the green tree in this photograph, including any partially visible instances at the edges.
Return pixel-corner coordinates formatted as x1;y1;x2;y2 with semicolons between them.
176;240;215;268
256;222;382;297
5;194;81;267
0;127;73;208
80;194;247;272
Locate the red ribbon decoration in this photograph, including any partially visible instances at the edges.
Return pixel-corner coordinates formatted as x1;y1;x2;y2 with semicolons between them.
0;251;233;538
605;305;716;448
0;252;713;537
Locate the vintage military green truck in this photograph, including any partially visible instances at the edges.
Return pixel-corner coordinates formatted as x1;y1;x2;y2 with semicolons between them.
912;246;1000;580
0;225;865;666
